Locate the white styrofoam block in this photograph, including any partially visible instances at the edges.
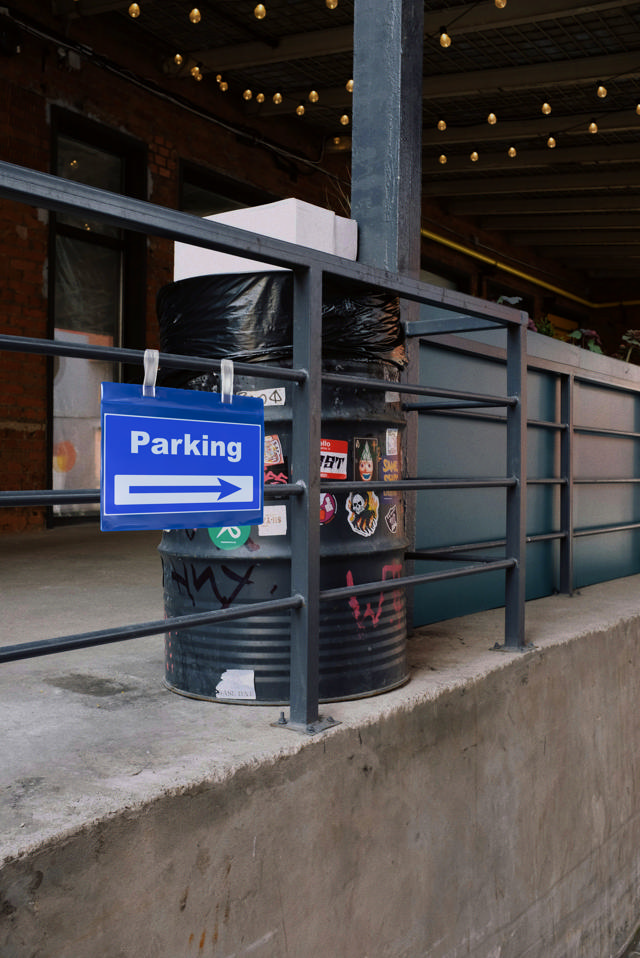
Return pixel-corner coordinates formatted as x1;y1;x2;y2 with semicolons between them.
173;198;358;280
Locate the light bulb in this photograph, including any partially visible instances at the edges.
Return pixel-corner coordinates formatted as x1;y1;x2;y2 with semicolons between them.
589;120;598;133
470;151;479;162
308;90;319;103
173;53;183;66
296;103;305;116
326;0;338;8
508;145;517;158
542;102;552;115
340;114;350;126
495;0;507;7
439;154;447;165
273;92;283;105
333;136;341;146
437;118;447;131
345;79;354;93
637;103;640;115
189;7;201;23
219;80;228;92
216;74;222;83
439;29;451;48
190;65;201;78
195;72;203;82
128;2;140;17
243;89;252;100
487;112;497;125
254;3;266;18
256;92;265;104
597;85;607;98
547;135;556;148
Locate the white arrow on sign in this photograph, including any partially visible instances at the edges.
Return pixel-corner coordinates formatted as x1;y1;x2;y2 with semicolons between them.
113;474;254;505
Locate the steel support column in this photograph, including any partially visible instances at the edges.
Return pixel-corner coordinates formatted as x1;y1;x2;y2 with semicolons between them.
288;267;323;727
504;316;528;648
350;0;424;273
559;374;574;595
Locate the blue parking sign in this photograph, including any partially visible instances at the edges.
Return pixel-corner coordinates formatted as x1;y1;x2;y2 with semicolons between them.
100;382;264;531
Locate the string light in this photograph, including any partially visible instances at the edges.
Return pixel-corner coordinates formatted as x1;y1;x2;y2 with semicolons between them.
219;80;228;92
308;90;319;103
636;103;640;115
470;151;479;162
273;92;283;104
495;0;507;7
216;74;222;83
254;3;266;18
487;112;497;125
588;119;598;133
173;53;183;66
256;93;265;104
296;103;305;116
547;135;556;148
439;27;451;48
508;145;517;157
542;102;552;115
189;8;201;23
439;154;447;164
128;3;140;17
597;84;607;98
190;64;201;79
346;79;354;93
243;89;253;100
437;118;447;131
340;114;350;126
326;0;338;8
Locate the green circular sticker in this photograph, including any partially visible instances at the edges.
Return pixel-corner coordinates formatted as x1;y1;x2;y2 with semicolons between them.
208;525;251;550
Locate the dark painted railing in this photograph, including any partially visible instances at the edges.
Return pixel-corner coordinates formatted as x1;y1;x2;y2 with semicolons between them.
0;160;527;729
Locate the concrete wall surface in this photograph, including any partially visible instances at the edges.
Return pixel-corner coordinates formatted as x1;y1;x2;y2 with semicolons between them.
2;574;640;957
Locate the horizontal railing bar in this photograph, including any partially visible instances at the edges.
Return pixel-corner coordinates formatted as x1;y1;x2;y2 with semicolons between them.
320;558;516;602
322;370;517;405
573;477;640;484
0;334;307;384
527;477;567;485
406;551;503;563
403;400;510;411
407;529;567;560
0;160;524;328
0;594;306;663
573;424;640;439
574;521;640;538
321;477;517;493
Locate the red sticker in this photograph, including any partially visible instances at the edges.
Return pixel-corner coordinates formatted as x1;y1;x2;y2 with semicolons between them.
320;438;348;480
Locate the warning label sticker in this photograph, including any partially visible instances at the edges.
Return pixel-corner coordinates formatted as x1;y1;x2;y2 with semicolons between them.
320;438;348;480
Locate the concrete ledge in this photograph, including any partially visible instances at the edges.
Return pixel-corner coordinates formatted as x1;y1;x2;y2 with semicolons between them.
2;531;640;956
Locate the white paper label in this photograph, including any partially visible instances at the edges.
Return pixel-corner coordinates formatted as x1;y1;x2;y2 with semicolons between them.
216;669;256;700
238;386;286;406
258;504;288;536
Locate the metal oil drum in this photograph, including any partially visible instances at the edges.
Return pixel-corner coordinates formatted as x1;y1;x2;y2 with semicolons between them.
157;273;409;703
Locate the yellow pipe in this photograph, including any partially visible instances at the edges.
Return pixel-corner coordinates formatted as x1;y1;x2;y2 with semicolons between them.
420;227;640;310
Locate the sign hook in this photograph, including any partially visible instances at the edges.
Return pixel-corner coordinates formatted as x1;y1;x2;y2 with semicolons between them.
143;348;159;398
221;358;234;404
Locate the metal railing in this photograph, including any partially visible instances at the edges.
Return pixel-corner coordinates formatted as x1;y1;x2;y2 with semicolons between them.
0;159;527;729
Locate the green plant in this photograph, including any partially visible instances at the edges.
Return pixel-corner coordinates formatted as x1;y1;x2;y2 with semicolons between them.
619;329;640;363
535;314;555;338
567;328;603;353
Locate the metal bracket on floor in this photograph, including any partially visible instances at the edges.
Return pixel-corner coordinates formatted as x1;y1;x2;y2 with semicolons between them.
491;642;537;653
272;712;341;735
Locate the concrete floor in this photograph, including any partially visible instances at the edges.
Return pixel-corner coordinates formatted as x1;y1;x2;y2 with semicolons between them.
3;522;640;875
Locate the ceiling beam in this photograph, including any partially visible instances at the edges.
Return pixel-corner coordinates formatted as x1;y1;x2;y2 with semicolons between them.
422;52;640;100
424;142;640;174
423;112;640;147
482;213;640;230
507;229;640;245
425;168;640;196
448;194;640;215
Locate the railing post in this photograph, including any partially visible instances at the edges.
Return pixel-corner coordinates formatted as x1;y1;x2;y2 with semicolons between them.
504;314;528;648
288;266;323;727
559;373;574;594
